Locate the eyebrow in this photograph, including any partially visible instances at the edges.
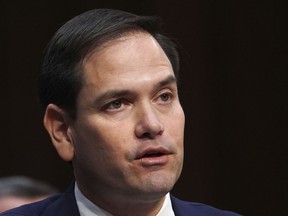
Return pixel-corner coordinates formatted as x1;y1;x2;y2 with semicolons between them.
156;75;176;89
93;75;177;105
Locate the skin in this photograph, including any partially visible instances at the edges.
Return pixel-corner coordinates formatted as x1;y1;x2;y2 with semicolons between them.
44;32;185;216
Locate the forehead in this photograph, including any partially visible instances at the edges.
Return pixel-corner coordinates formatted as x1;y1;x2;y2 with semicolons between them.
82;33;172;82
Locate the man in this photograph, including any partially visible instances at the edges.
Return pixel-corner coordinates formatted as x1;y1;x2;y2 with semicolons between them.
0;176;58;213
0;9;241;216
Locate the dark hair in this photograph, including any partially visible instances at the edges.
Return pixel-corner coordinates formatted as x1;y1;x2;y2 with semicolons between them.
0;176;58;198
40;8;179;118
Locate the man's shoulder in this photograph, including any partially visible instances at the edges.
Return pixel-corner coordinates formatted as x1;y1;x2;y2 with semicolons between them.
171;195;242;216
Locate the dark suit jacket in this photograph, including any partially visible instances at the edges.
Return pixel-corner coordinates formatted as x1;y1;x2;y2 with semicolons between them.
0;183;241;216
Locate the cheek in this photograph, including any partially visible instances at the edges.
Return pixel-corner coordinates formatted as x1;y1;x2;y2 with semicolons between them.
167;107;185;159
73;134;126;179
74;120;133;162
169;106;185;137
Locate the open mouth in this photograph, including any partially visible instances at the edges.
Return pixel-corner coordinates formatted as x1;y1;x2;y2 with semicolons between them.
137;148;169;159
142;152;164;158
137;149;169;166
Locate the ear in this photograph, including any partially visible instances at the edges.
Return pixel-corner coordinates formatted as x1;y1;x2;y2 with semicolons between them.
43;104;74;162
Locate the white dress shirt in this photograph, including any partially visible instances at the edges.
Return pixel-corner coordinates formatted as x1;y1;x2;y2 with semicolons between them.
75;183;175;216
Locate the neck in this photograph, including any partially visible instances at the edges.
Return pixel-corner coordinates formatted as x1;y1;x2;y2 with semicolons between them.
77;182;167;216
104;198;165;216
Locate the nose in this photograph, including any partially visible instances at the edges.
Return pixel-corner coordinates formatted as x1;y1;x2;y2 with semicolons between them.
134;103;164;139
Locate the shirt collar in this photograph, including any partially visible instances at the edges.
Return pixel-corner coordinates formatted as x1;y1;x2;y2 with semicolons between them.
75;183;113;216
156;193;175;216
74;183;175;216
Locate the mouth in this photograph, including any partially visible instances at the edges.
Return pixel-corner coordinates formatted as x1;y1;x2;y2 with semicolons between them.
142;152;165;158
136;147;170;166
136;147;170;159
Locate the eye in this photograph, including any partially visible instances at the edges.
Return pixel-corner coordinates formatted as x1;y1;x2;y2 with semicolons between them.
160;93;172;102
105;100;124;110
156;92;174;105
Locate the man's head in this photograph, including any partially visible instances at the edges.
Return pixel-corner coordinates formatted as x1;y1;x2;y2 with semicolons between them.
42;8;185;213
40;8;180;118
0;176;58;213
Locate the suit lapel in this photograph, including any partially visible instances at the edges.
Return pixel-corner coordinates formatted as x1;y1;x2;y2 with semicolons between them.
171;195;190;216
41;182;80;216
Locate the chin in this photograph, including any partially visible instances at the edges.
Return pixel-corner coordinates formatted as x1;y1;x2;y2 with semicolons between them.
140;174;178;195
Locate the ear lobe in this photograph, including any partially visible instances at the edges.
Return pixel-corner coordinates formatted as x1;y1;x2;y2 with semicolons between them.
44;104;74;162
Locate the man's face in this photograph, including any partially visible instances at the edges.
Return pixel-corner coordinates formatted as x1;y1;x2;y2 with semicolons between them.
69;33;185;202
